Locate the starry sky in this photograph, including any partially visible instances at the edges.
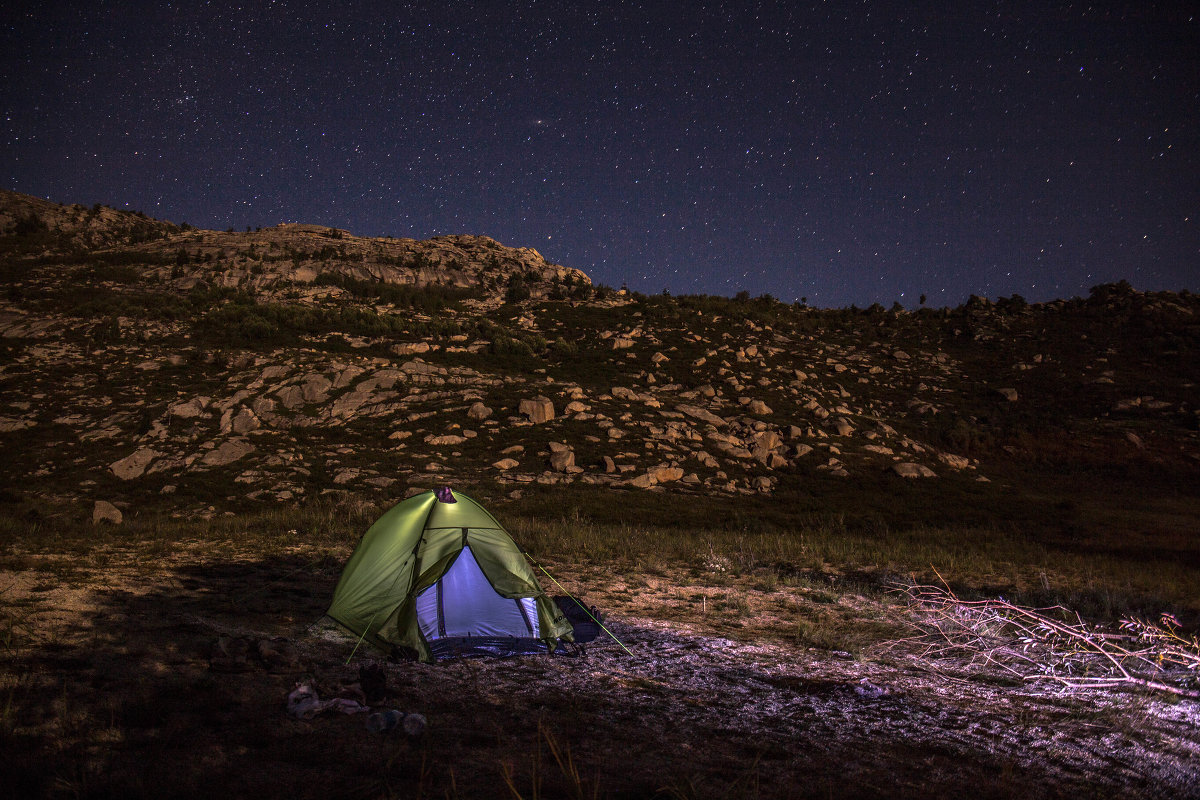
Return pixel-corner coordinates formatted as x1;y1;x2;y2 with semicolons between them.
2;1;1197;308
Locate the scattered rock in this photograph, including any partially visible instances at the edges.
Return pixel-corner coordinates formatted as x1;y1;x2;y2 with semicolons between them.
831;417;855;437
892;462;937;478
92;500;122;524
651;465;684;483
425;434;468;446
742;398;773;416
937;452;971;469
676;404;726;427
548;443;575;472
333;469;360;484
627;472;657;489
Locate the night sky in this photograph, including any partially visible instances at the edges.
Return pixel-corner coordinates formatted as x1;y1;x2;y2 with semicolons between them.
3;2;1197;308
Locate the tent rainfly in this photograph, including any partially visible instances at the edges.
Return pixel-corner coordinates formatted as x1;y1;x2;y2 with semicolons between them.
327;487;574;662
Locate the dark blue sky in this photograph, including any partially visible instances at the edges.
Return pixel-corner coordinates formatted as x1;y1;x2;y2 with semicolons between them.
3;1;1197;307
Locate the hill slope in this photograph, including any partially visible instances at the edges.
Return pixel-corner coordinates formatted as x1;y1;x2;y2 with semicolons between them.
1;189;1198;521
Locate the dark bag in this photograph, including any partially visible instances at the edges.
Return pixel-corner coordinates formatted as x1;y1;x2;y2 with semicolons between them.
553;596;603;643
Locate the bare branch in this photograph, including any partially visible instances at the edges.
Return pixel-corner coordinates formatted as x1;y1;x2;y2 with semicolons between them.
886;583;1200;700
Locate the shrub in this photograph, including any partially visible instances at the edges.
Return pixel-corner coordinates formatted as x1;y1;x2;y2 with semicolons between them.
312;272;479;311
504;274;531;303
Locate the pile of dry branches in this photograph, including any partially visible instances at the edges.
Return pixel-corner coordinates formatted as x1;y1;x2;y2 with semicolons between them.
893;582;1200;699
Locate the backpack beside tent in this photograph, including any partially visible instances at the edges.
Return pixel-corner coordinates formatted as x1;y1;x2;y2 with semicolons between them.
326;487;574;663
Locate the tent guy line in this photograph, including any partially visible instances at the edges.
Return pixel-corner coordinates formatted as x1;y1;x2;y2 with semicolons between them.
527;557;635;658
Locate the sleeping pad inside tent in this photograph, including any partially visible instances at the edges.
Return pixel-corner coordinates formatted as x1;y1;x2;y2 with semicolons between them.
326;487;574;662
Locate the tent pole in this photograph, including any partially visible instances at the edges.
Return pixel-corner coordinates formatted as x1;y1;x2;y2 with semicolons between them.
345;610;379;665
530;558;635;658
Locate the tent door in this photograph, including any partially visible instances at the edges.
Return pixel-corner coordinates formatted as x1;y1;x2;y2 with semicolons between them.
415;545;540;643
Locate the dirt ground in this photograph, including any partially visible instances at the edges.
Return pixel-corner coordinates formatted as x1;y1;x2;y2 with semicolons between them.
2;547;1198;799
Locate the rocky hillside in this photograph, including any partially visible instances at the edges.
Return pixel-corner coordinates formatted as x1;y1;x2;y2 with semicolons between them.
1;189;1198;520
0;190;589;302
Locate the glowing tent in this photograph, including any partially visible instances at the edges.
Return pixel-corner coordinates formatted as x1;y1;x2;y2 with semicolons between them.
327;487;573;662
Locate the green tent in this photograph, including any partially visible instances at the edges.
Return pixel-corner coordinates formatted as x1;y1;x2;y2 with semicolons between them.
327;487;573;662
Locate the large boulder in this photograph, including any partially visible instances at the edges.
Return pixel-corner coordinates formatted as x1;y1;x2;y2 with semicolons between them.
275;385;305;409
169;396;210;418
329;390;371;419
518;396;555;423
303;374;333;401
651;465;684;483
892;462;937;478
752;430;782;451
92;500;122;525
749;476;774;493
231;407;261;434
201;438;254;467
111;447;160;480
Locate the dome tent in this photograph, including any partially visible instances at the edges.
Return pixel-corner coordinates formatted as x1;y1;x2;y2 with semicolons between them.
327;487;574;663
